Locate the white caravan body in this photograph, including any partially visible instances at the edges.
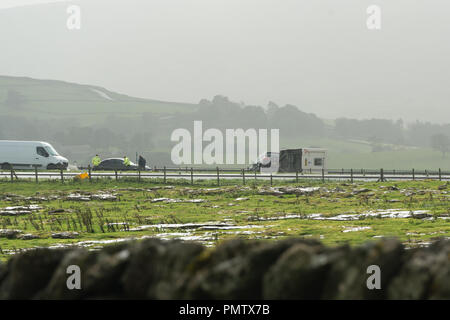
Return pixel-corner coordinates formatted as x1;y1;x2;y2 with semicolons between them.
301;148;327;172
0;140;69;170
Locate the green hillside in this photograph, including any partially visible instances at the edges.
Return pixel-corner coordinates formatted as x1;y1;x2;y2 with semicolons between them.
282;137;450;170
0;76;197;123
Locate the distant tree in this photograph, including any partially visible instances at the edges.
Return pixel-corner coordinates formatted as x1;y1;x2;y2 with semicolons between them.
335;118;404;145
431;134;450;158
270;104;324;137
4;90;26;109
266;101;279;119
239;105;267;128
198;99;210;106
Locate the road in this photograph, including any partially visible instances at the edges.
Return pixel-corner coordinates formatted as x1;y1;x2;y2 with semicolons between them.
1;170;449;182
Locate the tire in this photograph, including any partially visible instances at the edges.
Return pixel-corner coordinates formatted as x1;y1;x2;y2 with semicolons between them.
47;163;63;170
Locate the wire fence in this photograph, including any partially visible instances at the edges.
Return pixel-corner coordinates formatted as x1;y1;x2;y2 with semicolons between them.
1;165;449;185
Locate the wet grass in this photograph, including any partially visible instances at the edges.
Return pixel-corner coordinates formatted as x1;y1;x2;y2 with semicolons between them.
0;177;449;261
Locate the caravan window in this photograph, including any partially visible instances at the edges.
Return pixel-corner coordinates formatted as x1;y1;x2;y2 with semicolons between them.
36;147;49;157
314;158;323;166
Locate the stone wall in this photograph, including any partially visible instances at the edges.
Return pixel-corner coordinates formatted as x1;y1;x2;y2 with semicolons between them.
0;238;449;299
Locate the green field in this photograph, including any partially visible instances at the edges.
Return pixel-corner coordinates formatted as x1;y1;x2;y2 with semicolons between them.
1;177;449;262
0;76;197;123
283;136;450;170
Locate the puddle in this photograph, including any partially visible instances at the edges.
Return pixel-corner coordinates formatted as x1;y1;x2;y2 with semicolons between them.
51;232;80;239
3;232;216;256
308;209;432;221
342;226;372;233
199;225;263;230
152;232;214;242
248;209;434;222
65;193;117;201
0;205;42;216
130;222;263;231
150;198;206;203
222;230;262;235
248;214;304;221
258;186;323;196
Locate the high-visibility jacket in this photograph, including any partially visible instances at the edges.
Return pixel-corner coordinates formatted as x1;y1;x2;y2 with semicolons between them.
123;157;131;166
92;156;101;167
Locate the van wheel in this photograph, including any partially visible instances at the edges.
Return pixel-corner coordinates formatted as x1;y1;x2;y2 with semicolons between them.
47;163;65;170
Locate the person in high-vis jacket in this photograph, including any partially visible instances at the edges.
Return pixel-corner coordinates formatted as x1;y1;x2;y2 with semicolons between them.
123;156;131;167
92;154;101;167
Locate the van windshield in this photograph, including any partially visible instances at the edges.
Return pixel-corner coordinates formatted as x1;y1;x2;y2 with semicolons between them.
44;146;59;156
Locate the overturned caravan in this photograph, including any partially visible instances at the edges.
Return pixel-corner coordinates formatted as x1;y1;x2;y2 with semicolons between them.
255;148;327;173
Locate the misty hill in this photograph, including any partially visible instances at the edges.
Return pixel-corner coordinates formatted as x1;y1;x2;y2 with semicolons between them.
1;75;450;169
0;76;197;123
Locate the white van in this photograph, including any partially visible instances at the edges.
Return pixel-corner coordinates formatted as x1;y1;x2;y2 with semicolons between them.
0;140;69;170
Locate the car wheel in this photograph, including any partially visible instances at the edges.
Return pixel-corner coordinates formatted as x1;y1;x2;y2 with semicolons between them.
47;164;60;170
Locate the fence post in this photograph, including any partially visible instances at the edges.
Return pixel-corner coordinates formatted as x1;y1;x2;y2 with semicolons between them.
296;170;299;183
164;166;167;184
380;168;384;182
412;168;415;181
34;166;38;184
88;165;92;183
10;166;13;182
60;168;64;183
138;169;141;183
242;169;246;185
270;173;273;186
350;168;353;183
322;168;325;183
191;167;194;185
115;170;118;181
217;167;220;186
439;168;442;181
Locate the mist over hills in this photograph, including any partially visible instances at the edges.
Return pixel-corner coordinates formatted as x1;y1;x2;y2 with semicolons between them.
1;0;450;122
1;75;450;169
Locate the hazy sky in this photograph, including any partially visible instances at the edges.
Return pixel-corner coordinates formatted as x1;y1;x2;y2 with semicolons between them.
0;0;71;9
1;0;449;123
